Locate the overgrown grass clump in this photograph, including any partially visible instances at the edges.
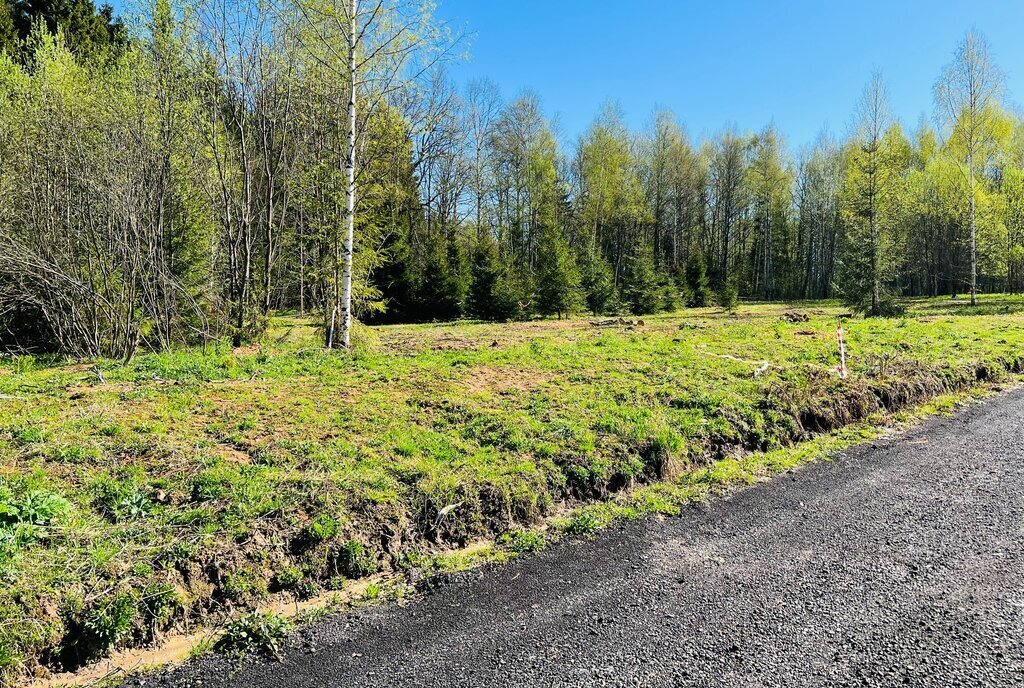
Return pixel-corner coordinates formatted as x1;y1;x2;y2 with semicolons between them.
1;297;1022;682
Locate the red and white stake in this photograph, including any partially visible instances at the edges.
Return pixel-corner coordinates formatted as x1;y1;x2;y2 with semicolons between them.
837;319;848;379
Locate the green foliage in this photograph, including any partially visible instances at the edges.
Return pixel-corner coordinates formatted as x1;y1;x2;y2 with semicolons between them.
91;474;152;522
716;279;739;312
412;235;469;322
0;483;69;559
78;591;137;660
466;236;521;321
215;612;293;659
305;514;340;543
535;225;582;317
620;248;671;315
1;300;1024;678
0;2;15;54
335;539;376;578
562;511;602;536
579;250;617;315
498;529;546;553
8;0;125;57
684;251;712;307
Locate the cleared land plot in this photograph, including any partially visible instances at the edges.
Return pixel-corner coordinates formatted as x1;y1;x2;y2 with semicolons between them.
2;297;1024;681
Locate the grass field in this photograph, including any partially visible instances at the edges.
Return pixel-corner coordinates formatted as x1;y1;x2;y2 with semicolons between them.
2;297;1024;682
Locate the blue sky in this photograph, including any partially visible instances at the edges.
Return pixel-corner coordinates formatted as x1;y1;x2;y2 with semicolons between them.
431;0;1024;149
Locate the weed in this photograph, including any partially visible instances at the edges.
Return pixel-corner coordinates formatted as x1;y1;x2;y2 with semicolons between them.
335;539;376;578
562;511;602;536
215;612;292;659
499;529;547;553
79;592;138;660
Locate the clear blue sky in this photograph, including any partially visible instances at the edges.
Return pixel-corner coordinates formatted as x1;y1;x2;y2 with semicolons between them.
432;0;1024;149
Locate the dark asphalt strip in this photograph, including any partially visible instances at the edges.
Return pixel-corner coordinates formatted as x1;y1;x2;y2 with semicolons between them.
131;388;1024;687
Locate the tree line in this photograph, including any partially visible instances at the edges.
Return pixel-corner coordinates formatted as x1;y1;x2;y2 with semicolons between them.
0;0;1021;357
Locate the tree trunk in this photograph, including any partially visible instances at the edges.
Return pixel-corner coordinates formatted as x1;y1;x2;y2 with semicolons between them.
969;161;977;306
339;0;358;348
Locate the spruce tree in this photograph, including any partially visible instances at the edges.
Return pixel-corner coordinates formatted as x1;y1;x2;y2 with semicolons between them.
716;277;739;312
413;235;467;321
467;235;519;320
620;248;661;315
684;251;712;307
579;250;617;315
9;0;124;56
535;225;581;318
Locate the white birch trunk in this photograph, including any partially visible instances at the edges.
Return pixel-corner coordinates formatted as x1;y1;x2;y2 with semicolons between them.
969;160;977;306
339;0;358;348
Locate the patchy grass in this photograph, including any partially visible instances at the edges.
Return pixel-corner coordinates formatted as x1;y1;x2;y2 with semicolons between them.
1;296;1024;683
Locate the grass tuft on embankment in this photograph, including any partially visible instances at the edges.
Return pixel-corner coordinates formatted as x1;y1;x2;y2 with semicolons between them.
1;296;1023;683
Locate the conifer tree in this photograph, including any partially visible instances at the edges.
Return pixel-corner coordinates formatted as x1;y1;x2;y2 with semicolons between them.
839;74;908;316
684;251;711;307
620;247;661;315
579;250;617;315
535;225;581;318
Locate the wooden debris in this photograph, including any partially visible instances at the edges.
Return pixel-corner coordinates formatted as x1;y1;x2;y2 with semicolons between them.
590;317;645;328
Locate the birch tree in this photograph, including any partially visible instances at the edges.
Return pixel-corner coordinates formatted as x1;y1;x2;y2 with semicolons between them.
292;0;454;348
935;30;1005;305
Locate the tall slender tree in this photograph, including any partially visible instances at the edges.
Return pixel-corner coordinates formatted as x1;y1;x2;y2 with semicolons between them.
935;30;1005;305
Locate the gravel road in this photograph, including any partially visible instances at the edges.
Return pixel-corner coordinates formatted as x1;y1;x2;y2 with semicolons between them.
131;388;1024;687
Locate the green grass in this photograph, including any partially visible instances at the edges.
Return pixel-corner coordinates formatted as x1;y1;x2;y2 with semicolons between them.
1;296;1024;682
